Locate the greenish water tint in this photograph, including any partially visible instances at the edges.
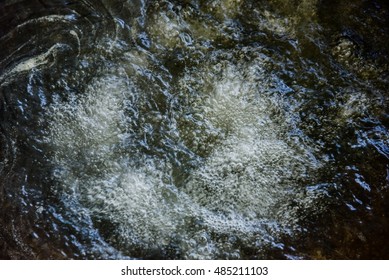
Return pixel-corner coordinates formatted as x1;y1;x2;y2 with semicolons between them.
0;0;388;259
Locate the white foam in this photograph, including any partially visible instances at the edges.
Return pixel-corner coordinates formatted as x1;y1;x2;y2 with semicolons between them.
46;53;322;259
182;62;319;223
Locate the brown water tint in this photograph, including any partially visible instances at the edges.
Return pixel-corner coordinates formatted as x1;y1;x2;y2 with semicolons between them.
0;0;388;259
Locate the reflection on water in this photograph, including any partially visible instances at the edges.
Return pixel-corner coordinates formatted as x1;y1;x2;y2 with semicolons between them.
0;0;388;259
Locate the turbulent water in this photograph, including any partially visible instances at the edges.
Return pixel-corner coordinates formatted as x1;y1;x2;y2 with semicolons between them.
0;0;388;259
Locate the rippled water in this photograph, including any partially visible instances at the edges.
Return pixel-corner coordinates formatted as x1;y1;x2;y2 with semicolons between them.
0;0;388;259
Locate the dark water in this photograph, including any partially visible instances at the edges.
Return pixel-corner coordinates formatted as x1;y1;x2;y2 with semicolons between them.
0;0;388;259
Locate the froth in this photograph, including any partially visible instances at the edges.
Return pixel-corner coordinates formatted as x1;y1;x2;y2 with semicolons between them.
47;54;321;258
182;62;318;222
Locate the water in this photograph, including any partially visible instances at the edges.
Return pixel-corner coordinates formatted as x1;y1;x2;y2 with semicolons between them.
0;0;388;259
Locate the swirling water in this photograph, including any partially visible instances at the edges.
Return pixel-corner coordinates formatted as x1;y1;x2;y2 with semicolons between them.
0;0;388;259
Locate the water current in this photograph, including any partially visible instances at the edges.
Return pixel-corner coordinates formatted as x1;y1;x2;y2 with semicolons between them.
0;0;388;259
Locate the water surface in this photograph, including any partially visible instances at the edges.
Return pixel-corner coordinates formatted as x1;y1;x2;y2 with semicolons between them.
0;0;388;259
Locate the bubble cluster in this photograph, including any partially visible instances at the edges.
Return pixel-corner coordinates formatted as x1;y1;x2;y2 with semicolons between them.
42;0;388;259
47;46;323;259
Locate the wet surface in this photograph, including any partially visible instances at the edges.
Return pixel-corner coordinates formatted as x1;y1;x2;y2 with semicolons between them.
0;0;388;259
